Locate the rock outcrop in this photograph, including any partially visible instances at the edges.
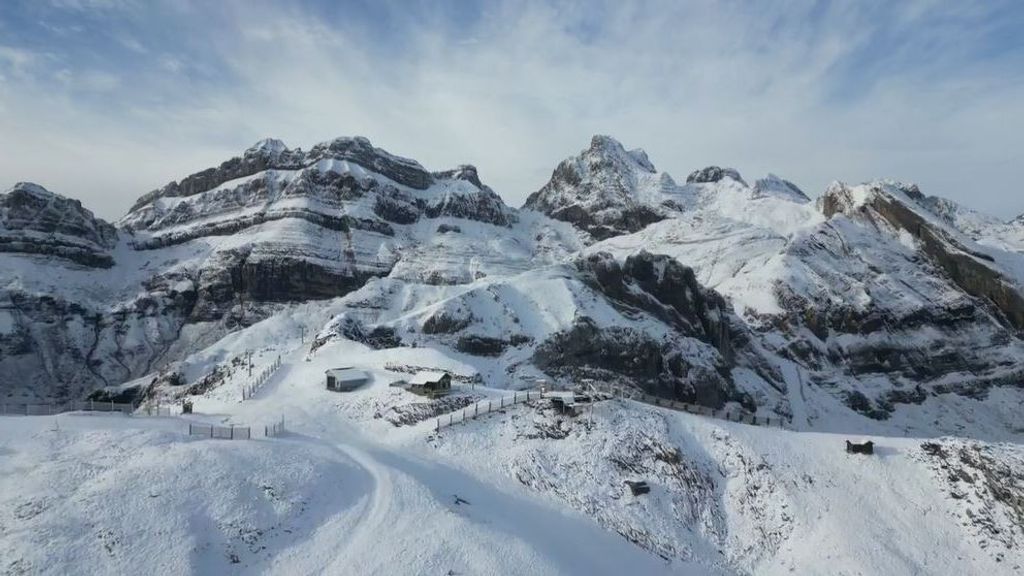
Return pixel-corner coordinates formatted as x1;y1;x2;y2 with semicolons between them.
0;182;118;267
523;135;671;240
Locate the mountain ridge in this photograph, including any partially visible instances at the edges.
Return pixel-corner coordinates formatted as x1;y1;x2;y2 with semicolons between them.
2;134;1023;440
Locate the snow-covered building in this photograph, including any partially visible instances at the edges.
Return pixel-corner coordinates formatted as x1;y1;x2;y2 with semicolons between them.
325;368;369;392
547;391;578;415
407;371;451;397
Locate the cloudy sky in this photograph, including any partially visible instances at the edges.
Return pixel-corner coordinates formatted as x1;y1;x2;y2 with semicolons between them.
0;0;1022;220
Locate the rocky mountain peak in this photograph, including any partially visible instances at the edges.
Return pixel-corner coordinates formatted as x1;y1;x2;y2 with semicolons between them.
752;174;809;203
686;166;746;185
244;137;290;159
305;136;433;190
586;134;656;173
433;164;483;188
523;135;669;240
0;182;118;267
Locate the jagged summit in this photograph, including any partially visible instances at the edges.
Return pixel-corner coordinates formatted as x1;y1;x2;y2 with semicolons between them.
686;165;745;186
0;182;118;267
523;135;675;240
4;135;1024;442
752;174;809;202
586;134;657;173
128;135;439;215
245;137;289;157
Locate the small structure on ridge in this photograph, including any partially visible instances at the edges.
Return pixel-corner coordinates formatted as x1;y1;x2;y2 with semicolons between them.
408;371;452;397
325;367;370;392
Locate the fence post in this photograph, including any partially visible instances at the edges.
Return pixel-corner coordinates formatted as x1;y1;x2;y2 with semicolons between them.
449;413;453;426
189;423;193;435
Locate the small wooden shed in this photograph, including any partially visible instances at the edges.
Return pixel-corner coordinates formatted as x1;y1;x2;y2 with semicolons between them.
408;371;452;397
548;391;578;415
325;368;370;392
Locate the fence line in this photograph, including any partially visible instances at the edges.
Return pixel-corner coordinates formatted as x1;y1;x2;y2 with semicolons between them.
264;416;286;438
188;422;251;440
140;404;182;417
435;390;542;432
591;382;786;429
189;415;285;440
432;384;786;433
242;355;282;401
0;400;134;417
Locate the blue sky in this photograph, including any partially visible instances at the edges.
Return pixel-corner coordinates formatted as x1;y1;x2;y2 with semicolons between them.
1;0;1022;219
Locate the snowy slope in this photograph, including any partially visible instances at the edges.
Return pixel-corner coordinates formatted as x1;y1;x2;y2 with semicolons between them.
2;333;1021;575
4;132;1024;437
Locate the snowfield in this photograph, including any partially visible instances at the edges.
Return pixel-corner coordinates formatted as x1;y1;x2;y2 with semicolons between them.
2;337;1021;575
4;133;1024;574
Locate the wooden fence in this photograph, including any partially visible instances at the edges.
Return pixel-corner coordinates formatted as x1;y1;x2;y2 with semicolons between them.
242;356;282;401
435;391;542;432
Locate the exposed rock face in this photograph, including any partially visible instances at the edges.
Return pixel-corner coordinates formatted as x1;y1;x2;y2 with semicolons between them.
533;317;746;409
5;134;1024;434
686;166;745;185
821;182;1024;331
531;251;774;409
128;136;432;213
523;135;669;240
577;251;738;360
0;276;197;401
752;174;809;202
423;181;515;227
755;181;1024;418
0;183;118;267
1;136;526;401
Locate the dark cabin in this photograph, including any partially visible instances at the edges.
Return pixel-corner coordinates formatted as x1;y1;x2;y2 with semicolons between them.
845;440;875;455
408;371;452;397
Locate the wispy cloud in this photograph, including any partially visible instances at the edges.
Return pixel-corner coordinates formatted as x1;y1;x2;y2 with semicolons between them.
0;0;1022;219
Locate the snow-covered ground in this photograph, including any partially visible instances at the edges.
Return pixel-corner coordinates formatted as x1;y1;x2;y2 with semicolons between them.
3;327;1021;575
5;134;1024;574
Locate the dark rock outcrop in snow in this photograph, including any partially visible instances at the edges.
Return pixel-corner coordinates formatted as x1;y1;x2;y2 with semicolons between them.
0;183;118;267
524;135;668;240
686;166;746;186
129;136;432;213
532;251;775;409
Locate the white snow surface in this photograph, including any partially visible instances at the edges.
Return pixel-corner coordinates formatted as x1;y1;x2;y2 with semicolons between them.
4;135;1024;574
2;328;1020;575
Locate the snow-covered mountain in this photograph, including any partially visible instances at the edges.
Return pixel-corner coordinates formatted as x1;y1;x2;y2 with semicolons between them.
3;134;1024;575
3;134;1024;438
